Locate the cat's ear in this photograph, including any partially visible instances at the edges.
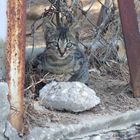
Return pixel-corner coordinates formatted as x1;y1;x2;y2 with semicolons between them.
42;17;56;32
69;21;82;41
68;3;83;41
43;17;56;44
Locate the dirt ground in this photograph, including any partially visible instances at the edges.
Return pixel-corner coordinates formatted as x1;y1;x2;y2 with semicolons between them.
24;0;140;133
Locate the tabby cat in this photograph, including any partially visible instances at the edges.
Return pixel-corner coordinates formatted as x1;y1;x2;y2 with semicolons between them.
33;18;89;83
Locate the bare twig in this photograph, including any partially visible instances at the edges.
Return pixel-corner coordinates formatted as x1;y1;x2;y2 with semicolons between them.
24;73;49;91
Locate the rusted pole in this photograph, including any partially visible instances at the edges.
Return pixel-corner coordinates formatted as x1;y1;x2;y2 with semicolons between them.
6;0;26;131
118;0;140;97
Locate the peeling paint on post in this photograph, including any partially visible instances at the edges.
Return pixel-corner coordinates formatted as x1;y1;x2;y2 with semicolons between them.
118;0;140;97
6;0;26;131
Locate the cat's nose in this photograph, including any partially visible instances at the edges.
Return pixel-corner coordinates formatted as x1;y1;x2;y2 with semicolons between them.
59;48;65;56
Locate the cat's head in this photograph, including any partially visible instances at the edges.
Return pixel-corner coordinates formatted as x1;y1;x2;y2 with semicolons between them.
43;17;81;58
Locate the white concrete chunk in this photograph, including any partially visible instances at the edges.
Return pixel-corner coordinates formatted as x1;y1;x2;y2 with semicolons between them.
39;81;100;112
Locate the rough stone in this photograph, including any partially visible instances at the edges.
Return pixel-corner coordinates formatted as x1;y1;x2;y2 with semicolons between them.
0;82;10;121
0;48;6;80
0;82;10;140
26;127;65;140
0;83;20;140
39;81;100;112
0;134;6;140
26;109;140;140
4;122;21;140
0;122;6;135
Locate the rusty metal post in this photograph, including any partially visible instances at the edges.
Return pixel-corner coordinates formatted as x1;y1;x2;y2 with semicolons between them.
6;0;26;131
118;0;140;97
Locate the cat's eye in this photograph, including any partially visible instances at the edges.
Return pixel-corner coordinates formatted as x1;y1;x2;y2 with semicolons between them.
52;41;59;47
66;42;73;48
48;41;58;49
